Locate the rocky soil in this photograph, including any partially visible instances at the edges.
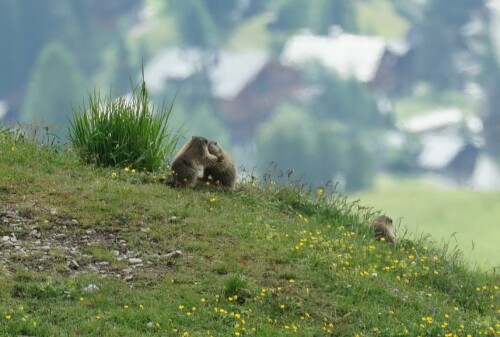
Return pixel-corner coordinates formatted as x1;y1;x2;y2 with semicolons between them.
0;205;182;281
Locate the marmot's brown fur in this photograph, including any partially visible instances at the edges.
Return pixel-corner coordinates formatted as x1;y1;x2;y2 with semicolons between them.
372;215;396;244
202;141;236;190
169;136;219;187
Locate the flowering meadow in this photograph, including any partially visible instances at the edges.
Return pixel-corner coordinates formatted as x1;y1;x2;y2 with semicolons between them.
0;131;498;336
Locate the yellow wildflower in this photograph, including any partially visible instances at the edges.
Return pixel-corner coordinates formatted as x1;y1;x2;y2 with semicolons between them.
316;188;324;197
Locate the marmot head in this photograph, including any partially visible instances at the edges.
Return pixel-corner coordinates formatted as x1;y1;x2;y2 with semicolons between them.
207;141;223;156
375;215;393;227
190;135;209;147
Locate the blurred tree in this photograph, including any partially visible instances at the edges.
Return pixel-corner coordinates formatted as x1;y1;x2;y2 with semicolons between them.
168;0;241;47
0;0;138;110
189;104;231;149
166;102;231;159
305;65;388;127
0;1;56;97
481;41;500;158
344;134;376;192
256;105;354;187
204;0;239;32
240;0;269;19
315;121;349;184
412;0;486;89
111;38;135;93
256;104;376;190
20;43;85;137
256;105;320;183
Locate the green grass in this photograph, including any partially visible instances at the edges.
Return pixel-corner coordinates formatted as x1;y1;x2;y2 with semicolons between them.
353;175;500;270
355;0;409;39
68;74;181;171
0;135;498;336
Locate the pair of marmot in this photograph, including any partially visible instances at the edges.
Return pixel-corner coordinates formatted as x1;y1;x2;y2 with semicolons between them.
169;136;236;190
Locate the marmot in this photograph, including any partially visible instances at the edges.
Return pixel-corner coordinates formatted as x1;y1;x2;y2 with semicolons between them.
372;215;396;244
202;141;236;190
169;136;220;187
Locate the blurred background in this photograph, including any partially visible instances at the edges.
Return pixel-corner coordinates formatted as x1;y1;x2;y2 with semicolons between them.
1;0;499;269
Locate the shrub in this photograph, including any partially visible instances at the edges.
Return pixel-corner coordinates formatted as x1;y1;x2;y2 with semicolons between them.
68;74;182;171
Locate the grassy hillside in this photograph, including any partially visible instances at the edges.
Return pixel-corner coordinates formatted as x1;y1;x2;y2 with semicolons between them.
0;135;498;337
353;176;500;270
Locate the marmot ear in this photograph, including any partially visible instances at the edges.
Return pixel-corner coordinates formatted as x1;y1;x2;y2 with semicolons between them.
214;141;218;145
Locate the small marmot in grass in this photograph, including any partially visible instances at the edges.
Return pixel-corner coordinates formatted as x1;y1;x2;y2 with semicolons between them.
202;141;236;190
372;215;396;244
169;136;220;188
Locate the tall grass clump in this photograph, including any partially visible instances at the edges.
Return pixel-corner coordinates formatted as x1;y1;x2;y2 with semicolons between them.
68;73;181;171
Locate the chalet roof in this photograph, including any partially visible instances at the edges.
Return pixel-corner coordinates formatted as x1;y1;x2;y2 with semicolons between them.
143;48;270;100
280;31;388;83
399;107;463;133
398;107;483;134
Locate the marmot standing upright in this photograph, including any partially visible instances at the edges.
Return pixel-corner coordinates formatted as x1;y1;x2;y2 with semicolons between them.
169;136;220;187
372;215;396;244
202;141;236;190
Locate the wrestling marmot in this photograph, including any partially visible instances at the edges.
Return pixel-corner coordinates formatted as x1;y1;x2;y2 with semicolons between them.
202;141;236;190
372;215;396;244
169;136;220;188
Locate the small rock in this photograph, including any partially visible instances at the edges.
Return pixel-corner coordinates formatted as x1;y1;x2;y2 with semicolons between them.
97;261;110;266
124;275;134;281
165;250;183;258
41;245;51;251
50;208;57;215
1;236;10;242
85;229;96;235
84;284;100;292
29;229;41;238
71;219;79;225
167;216;178;224
68;259;80;269
128;258;143;265
112;250;120;257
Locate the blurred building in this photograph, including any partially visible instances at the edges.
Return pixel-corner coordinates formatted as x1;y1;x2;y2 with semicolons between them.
144;48;300;143
281;29;413;96
396;107;500;189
